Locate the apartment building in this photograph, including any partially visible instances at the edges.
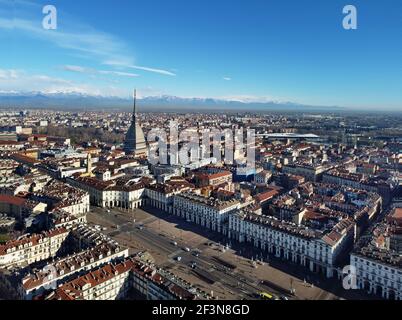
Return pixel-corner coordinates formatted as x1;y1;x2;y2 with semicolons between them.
323;168;375;191
31;180;90;216
42;257;197;300
0;141;24;152
254;170;272;185
44;258;134;300
194;170;233;188
48;209;87;229
0;194;47;220
282;162;329;182
172;192;240;234
228;211;355;278
69;224;119;249
67;176;145;209
144;179;193;213
21;243;129;300
350;208;402;300
323;167;396;205
0;227;69;268
350;252;401;300
0;159;19;176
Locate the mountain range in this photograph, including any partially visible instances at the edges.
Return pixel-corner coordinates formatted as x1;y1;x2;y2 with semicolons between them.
0;91;342;112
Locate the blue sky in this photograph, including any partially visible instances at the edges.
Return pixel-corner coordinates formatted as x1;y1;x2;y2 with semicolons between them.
0;0;402;110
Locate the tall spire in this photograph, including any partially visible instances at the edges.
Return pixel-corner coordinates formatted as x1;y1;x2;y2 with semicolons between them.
132;89;137;123
124;89;147;157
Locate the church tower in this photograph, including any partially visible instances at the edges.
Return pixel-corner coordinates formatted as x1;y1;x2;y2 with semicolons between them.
86;153;92;174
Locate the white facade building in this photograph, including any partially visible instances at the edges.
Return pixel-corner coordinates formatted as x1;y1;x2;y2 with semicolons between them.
67;176;145;209
21;244;129;300
0;228;69;268
145;181;193;213
350;253;401;300
173;193;240;234
228;211;355;278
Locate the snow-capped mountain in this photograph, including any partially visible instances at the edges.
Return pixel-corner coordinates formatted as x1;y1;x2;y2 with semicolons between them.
0;91;341;111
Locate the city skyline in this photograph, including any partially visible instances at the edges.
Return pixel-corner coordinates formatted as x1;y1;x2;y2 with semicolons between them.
1;0;402;308
0;108;400;302
1;0;402;111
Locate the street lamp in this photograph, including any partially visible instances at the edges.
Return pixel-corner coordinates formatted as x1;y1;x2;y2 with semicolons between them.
290;278;294;295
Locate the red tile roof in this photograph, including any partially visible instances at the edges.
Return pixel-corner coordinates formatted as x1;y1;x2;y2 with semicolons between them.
0;194;26;206
255;189;279;203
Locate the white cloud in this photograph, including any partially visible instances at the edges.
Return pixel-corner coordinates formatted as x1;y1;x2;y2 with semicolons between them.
63;65;139;78
0;68;128;97
217;95;281;103
0;16;133;66
104;61;176;76
223;77;232;81
0;1;175;78
98;70;138;78
63;65;88;73
0;69;19;79
129;65;176;76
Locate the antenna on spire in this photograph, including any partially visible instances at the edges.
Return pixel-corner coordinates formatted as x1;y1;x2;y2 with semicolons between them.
132;89;137;121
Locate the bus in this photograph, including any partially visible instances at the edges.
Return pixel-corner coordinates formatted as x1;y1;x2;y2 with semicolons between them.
259;292;277;300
